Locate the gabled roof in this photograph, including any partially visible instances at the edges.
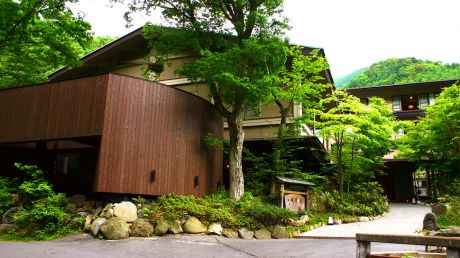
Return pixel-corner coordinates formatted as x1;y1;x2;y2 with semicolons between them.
49;27;147;81
49;25;334;84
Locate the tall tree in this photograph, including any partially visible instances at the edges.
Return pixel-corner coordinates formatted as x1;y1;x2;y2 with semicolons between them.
268;47;330;190
120;0;288;200
399;83;460;196
315;91;396;196
0;0;92;88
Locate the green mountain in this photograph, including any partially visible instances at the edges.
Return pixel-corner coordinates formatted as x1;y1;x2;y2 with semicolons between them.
335;68;365;88
337;57;460;89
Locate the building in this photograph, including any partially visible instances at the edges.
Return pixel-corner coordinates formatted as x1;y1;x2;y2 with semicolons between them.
49;27;334;183
0;74;223;197
347;79;458;201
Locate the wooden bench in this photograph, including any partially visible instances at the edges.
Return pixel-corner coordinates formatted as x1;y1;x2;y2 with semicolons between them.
356;233;460;258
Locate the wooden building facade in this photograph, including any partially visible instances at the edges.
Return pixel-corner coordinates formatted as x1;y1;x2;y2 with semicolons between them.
0;73;223;197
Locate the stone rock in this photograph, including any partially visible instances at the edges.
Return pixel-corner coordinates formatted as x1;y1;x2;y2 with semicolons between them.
431;203;447;216
77;212;89;218
254;229;272;240
82;201;95;213
358;216;370;222
0;224;19;233
333;218;343;225
100;217;130;240
130;219;154;237
92;207;102;217
64;203;77;214
2;207;19;224
223;228;239;238
10;194;19;206
207;223;223;236
343;217;358;224
169;220;183;234
183;217;207;234
113;202;138;222
288;215;311;226
238;228;254;240
70;194;87;208
91;218;107;236
271;225;289;239
423;212;440;231
104;208;114;219
84;215;93;232
154;220;169;236
440;226;460;237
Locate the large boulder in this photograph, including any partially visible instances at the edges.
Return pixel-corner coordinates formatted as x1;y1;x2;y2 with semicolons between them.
271;225;289;239
130;219;154;237
183;217;207;234
0;224;19;233
81;201;95;213
113;202;137;222
222;228;238;238
423;212;440;231
2;207;19;224
431;203;447;216
207;223;223;236
100;217;130;240
254;229;272;240
91;218;107;236
155;220;169;236
238;228;254;240
169;220;183;234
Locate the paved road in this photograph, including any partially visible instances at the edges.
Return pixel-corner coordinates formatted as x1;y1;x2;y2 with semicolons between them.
0;234;426;258
0;203;431;258
298;203;431;238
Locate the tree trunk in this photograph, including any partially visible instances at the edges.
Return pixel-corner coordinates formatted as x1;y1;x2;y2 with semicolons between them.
227;110;245;200
271;104;289;194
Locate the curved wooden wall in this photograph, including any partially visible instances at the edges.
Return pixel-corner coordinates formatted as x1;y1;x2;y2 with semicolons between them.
95;74;223;196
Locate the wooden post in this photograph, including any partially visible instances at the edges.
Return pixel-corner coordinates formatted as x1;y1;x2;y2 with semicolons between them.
280;183;285;209
356;241;371;258
447;248;460;258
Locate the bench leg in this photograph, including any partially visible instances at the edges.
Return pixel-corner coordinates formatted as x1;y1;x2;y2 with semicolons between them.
447;248;460;258
356;241;371;258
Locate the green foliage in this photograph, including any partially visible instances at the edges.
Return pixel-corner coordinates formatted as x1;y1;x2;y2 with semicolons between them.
144;190;298;230
437;196;460;228
314;90;398;195
399;84;460;196
0;177;19;215
0;164;76;240
0;0;94;88
122;0;289;200
345;57;460;88
335;68;365;88
325;182;388;216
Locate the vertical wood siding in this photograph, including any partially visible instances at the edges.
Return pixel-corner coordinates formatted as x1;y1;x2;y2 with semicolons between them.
96;74;223;196
0;75;108;142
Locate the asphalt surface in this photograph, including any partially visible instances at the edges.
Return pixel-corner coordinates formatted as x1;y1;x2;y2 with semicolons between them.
0;203;432;258
298;203;431;238
0;234;428;258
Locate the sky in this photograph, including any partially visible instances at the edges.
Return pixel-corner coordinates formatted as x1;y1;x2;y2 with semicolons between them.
69;0;460;79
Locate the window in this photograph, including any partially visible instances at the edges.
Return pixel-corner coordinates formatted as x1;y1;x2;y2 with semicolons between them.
244;106;261;119
392;96;401;111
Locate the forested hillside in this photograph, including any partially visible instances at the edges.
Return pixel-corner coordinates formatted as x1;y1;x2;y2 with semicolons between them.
337;58;460;88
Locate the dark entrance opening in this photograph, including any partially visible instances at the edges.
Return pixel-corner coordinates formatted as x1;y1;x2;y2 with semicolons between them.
0;137;100;195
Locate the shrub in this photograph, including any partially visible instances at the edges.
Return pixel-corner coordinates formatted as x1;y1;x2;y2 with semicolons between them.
325;182;388;216
0;177;19;215
144;190;298;230
438;196;460;228
0;164;77;240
